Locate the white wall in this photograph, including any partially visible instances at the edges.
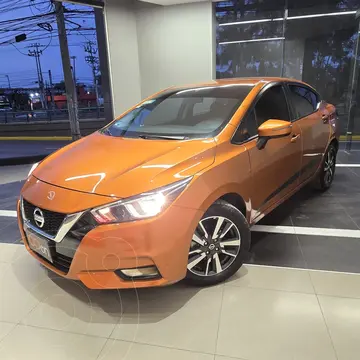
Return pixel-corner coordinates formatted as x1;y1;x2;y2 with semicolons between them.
104;0;142;116
135;1;215;98
104;0;215;115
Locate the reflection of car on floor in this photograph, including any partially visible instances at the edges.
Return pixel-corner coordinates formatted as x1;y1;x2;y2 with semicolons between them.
17;77;339;289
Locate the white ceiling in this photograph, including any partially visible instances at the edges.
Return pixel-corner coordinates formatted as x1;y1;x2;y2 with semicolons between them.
139;0;209;6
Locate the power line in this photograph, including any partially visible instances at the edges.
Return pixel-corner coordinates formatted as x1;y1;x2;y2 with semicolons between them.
10;43;29;56
0;0;26;12
29;0;54;15
0;5;95;46
0;12;55;26
0;1;43;14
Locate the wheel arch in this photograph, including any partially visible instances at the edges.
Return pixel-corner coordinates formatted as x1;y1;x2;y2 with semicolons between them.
217;193;247;217
329;137;339;152
197;185;250;222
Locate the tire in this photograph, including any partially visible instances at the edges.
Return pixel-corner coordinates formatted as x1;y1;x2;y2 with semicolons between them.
184;200;251;286
314;143;337;191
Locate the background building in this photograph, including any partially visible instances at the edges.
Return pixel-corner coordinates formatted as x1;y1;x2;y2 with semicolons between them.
215;0;360;135
101;0;360;137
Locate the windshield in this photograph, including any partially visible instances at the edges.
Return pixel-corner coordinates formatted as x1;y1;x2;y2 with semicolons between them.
102;84;253;139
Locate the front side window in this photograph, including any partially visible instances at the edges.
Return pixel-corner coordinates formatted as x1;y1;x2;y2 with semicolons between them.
102;85;253;139
254;85;290;125
233;110;257;143
233;84;291;144
288;85;318;119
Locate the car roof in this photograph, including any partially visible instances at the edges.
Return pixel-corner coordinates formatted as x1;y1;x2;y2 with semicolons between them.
172;77;311;91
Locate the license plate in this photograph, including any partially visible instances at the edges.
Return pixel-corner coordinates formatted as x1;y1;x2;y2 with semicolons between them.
26;230;54;263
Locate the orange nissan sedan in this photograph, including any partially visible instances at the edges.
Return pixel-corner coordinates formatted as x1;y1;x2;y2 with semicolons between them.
17;78;338;289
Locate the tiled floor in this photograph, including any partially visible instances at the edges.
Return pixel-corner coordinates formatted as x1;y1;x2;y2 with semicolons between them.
1;150;360;359
1;243;360;359
248;163;360;273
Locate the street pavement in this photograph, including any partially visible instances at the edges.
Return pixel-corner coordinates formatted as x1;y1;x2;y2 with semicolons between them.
0;140;69;160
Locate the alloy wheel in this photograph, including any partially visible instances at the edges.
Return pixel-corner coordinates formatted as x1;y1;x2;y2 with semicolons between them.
187;216;241;277
323;148;336;186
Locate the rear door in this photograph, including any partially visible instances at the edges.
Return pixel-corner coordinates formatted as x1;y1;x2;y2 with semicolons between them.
286;84;330;184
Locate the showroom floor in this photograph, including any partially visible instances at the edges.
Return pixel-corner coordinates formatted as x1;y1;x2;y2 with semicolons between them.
1;146;360;360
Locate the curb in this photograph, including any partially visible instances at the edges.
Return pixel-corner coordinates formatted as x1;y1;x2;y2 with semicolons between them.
0;136;72;141
0;154;48;167
340;135;360;141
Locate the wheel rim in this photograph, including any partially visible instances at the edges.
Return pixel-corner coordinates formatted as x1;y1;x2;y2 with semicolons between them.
323;149;336;186
187;216;241;277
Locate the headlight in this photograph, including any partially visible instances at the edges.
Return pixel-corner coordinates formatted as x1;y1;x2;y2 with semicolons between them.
91;177;192;224
28;162;39;177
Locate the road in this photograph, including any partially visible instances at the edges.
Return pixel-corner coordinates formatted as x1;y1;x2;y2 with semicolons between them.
0;108;105;124
0;140;70;162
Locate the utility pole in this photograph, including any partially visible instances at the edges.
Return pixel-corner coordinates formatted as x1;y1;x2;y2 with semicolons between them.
84;41;100;108
71;56;77;86
48;70;56;110
94;7;114;123
55;1;81;140
4;75;11;89
70;55;78;109
28;43;47;109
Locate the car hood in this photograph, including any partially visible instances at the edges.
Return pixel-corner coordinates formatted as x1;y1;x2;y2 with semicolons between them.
33;132;216;198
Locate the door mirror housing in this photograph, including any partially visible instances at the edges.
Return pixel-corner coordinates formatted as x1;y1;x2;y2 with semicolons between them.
258;119;292;138
257;119;292;149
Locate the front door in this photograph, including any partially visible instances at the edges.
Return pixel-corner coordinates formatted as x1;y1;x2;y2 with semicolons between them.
286;84;330;184
243;84;303;221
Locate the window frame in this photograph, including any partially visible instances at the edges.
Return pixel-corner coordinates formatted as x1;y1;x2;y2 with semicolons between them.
231;81;292;145
284;82;322;122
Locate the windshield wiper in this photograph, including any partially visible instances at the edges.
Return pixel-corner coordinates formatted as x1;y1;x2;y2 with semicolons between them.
138;134;187;140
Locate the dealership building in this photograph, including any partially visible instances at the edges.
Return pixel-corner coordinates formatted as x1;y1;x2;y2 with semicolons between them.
1;1;360;360
97;0;360;138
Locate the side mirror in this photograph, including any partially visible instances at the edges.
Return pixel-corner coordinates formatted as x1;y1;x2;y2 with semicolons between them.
257;119;292;150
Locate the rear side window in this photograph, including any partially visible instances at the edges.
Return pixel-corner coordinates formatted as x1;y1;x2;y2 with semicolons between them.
288;85;318;119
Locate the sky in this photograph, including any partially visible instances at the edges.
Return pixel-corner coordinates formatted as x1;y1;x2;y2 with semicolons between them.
0;0;97;88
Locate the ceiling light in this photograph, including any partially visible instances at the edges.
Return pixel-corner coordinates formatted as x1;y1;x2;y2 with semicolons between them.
219;10;357;27
219;37;285;45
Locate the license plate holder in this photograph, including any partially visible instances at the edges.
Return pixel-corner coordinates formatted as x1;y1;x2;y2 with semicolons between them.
25;229;54;263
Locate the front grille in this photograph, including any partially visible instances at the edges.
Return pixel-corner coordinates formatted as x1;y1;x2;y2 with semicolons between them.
23;212;98;275
54;253;73;272
36;251;73;274
23;199;66;236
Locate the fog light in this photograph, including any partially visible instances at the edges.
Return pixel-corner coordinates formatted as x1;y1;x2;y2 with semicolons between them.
117;266;160;280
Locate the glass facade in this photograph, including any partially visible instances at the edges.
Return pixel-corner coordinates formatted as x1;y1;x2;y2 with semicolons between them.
215;0;360;137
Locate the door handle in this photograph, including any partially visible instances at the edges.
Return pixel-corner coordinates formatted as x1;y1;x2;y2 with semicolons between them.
291;134;300;143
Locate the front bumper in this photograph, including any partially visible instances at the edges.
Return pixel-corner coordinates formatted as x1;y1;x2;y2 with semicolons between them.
17;180;202;289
